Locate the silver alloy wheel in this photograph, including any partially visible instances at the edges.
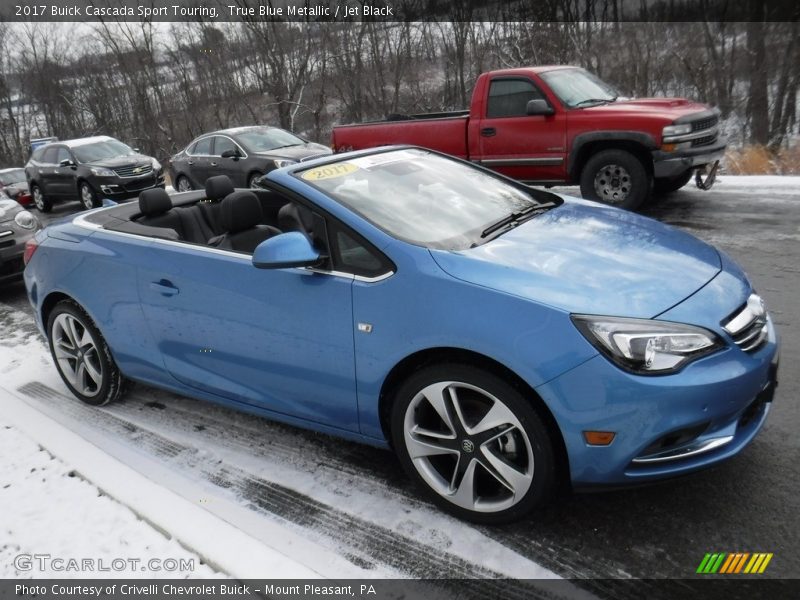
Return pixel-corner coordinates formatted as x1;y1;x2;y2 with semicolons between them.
593;163;631;204
80;184;95;209
52;313;104;398
33;187;45;210
177;176;192;192
249;174;261;188
403;381;534;513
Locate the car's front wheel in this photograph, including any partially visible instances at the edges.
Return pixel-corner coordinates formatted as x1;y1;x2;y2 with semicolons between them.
31;185;52;213
390;364;556;524
47;300;125;406
579;149;651;211
79;182;100;210
248;172;264;189
175;175;192;192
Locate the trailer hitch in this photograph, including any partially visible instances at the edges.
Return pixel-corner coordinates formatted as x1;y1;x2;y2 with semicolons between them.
695;160;720;190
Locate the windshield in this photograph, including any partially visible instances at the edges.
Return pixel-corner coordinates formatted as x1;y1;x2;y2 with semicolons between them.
236;128;305;152
540;68;619;108
0;169;25;185
72;140;136;163
298;149;545;250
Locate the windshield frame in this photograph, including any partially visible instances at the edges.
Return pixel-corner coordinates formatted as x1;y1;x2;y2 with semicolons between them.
233;127;306;153
293;147;561;250
540;67;619;109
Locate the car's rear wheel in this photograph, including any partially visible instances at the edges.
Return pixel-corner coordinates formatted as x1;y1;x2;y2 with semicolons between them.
31;185;52;213
248;172;264;189
579;149;651;211
176;175;192;192
390;364;556;524
653;169;694;195
79;182;100;210
47;300;125;406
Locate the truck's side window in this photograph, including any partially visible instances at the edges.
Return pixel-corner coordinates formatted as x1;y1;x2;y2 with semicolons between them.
487;79;544;118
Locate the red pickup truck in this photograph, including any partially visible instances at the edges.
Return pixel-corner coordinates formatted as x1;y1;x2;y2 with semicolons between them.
332;66;726;210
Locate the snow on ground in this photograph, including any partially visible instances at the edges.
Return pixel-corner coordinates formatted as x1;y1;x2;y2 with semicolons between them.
0;303;565;587
0;421;219;579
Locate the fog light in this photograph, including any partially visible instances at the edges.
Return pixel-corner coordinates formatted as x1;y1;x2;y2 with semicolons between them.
584;431;616;446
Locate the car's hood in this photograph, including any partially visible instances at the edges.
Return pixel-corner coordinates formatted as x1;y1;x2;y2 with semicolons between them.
253;142;332;161
83;154;153;168
429;199;721;318
580;98;713;121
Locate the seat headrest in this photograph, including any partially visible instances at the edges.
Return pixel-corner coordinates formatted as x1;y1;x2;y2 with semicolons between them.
220;191;263;234
278;203;314;235
205;175;234;201
139;188;172;216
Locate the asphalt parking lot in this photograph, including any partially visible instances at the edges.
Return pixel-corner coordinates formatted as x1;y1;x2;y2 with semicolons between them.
1;180;797;587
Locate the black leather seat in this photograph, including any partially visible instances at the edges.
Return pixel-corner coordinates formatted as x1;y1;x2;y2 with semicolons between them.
137;188;183;238
200;175;235;236
209;191;281;253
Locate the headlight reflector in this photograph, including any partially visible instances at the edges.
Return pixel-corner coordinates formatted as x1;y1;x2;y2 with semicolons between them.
572;315;723;374
151;158;162;171
662;123;692;137
273;159;297;169
90;167;116;177
14;210;38;230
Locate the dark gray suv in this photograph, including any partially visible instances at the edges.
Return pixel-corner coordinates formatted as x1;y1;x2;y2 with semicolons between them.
25;136;165;212
168;126;331;191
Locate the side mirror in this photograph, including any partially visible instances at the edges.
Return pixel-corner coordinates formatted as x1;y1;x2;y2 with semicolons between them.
526;99;554;116
252;232;321;269
220;149;239;159
59;159;75;168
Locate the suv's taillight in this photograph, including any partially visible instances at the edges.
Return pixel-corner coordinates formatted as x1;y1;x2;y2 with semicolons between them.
23;238;38;265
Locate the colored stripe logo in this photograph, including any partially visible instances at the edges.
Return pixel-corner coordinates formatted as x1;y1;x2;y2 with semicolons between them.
697;552;773;574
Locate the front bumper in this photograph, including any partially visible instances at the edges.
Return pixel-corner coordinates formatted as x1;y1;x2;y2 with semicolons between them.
93;171;166;200
0;231;28;282
652;139;727;179
537;316;779;487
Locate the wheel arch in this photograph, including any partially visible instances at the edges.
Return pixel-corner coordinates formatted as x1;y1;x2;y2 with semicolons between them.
569;131;657;182
40;291;77;332
377;346;570;485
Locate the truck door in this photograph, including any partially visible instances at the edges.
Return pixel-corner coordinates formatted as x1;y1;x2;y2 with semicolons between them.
474;77;567;183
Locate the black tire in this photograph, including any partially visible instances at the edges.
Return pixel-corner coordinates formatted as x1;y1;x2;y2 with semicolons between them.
79;181;100;210
248;171;264;189
390;363;556;524
31;184;52;213
579;149;651;211
175;175;193;192
653;169;693;195
46;300;125;407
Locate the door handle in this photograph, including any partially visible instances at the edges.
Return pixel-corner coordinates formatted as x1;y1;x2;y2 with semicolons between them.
187;160;194;165
481;127;496;137
210;162;218;167
150;280;179;296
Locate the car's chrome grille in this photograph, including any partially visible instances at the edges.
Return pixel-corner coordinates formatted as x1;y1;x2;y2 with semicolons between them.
723;294;769;353
691;115;719;132
113;164;153;178
691;134;718;147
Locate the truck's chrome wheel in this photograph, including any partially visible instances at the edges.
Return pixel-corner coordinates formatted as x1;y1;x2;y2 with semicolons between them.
52;313;104;398
80;184;96;209
403;381;534;513
593;163;631;204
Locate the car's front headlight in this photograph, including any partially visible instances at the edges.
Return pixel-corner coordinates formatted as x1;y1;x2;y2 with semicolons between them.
662;123;693;137
151;158;162;171
14;210;38;230
571;315;723;375
90;167;116;177
273;159;297;169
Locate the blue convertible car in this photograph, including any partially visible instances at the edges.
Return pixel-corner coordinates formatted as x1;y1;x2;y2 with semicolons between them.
24;147;779;523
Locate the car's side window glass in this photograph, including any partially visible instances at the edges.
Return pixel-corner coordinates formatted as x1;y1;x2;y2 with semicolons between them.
215;136;238;157
42;147;59;164
487;79;544;118
56;147;72;164
334;229;391;278
193;137;212;155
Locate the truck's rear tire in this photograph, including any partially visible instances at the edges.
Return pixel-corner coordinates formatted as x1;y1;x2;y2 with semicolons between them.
653;169;693;195
579;149;651;211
